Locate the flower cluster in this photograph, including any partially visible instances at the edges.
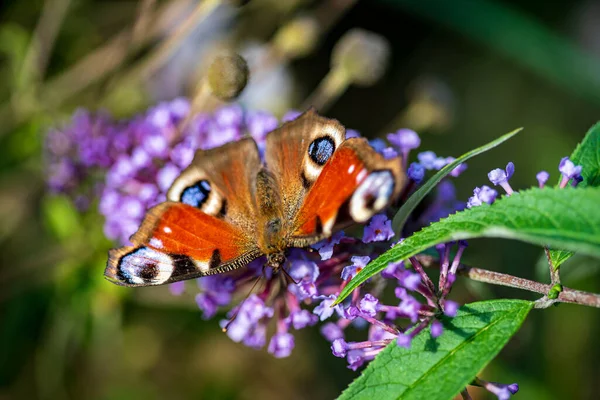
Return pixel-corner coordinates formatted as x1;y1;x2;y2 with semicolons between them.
45;102;473;371
467;156;584;208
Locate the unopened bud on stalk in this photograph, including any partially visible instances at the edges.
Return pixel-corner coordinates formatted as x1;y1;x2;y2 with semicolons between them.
331;28;390;86
273;16;320;59
207;53;249;101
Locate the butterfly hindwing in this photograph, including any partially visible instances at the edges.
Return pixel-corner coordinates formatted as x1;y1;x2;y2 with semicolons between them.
105;202;261;286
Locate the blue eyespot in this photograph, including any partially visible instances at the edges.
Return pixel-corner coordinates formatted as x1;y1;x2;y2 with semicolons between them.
308;137;335;166
181;180;211;208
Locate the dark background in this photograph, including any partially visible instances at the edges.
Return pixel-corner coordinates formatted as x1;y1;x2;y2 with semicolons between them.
1;0;599;399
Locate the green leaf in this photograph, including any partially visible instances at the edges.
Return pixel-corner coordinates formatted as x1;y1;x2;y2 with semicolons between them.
549;122;600;268
569;122;600;188
547;249;573;270
339;300;533;400
336;187;600;304
392;127;522;233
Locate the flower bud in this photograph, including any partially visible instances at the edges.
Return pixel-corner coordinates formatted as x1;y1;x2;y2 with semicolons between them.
331;28;390;86
273;16;320;59
206;53;249;101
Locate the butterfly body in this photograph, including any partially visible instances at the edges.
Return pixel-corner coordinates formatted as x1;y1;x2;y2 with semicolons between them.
105;109;405;287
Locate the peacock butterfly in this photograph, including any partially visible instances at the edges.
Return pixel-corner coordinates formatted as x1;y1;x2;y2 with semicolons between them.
104;109;405;287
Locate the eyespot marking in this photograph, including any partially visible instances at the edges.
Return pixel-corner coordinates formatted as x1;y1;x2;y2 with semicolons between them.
117;247;174;285
308;137;335;166
181;180;211;208
349;170;395;223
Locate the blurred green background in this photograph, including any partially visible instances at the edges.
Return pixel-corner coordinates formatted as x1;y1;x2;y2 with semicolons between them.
1;0;600;399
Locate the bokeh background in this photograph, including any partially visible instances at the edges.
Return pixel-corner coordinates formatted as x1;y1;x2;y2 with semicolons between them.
1;0;600;399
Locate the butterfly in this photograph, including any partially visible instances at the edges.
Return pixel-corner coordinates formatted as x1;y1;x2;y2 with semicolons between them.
104;109;405;287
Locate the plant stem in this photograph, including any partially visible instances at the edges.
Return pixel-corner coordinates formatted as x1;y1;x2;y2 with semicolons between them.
415;255;600;309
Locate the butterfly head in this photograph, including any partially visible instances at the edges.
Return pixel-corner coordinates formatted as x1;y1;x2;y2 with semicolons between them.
266;251;286;272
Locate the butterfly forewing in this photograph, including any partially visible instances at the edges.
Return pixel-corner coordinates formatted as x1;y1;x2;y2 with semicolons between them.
105;137;264;287
265;108;346;229
290;138;404;244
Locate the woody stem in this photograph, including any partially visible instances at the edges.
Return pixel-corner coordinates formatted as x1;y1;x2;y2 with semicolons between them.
415;255;600;309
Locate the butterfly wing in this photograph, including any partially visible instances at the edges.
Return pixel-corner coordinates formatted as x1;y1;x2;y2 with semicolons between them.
105;138;262;287
291;138;405;244
265;108;405;246
264;108;346;234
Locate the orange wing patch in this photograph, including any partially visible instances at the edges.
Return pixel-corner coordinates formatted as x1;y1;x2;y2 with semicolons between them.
105;202;259;287
292;138;404;240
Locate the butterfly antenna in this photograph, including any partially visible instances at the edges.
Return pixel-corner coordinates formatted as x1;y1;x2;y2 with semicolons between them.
280;266;299;286
222;273;263;333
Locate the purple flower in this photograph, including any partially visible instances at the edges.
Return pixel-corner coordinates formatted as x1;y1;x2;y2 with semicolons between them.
467;185;498;208
536;171;549;188
311;231;344;260
382;147;399;159
445;157;467;177
346;349;366;371
342;256;370;280
418;151;438;170
346;129;361;138
432;156;447;170
331;338;348;357
169;281;185;296
246;110;278;143
398;270;422;291
363;214;394;243
214;104;244;127
313;295;342;321
369;139;387;153
387;129;420;152
170;142;195;168
407;162;425;183
268;332;295;358
476;378;519;400
288;257;320;300
286;309;318;330
358;294;380;317
223;295;274;343
488;162;515;195
156;163;181;192
430;320;443;338
397;294;421;323
243;323;267;349
382;260;404;279
369;324;396;341
558;156;583;187
321;322;344;342
443;300;459;317
396;334;412;348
